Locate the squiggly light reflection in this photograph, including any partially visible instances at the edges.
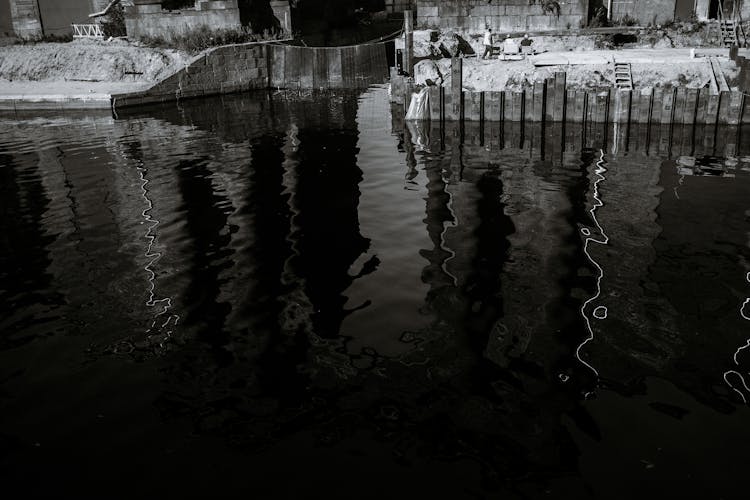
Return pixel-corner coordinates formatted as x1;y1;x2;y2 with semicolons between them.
723;272;750;403
138;163;179;347
577;149;609;394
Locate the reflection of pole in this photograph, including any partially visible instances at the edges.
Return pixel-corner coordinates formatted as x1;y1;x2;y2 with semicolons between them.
404;10;413;77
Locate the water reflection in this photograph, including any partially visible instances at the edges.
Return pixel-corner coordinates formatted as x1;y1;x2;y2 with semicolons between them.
1;89;750;497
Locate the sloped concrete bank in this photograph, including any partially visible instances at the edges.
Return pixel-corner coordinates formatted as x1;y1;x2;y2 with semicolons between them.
111;41;272;109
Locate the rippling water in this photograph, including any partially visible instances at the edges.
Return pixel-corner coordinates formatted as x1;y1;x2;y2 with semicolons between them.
2;86;750;498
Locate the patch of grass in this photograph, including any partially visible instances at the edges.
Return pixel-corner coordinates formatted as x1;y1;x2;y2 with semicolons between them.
13;32;73;44
139;26;284;54
615;14;640;27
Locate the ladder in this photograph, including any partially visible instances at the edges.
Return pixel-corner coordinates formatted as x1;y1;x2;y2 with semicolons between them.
719;19;738;47
614;62;633;90
717;0;740;47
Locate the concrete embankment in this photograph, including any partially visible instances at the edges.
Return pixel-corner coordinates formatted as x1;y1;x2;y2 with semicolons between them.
0;38;391;112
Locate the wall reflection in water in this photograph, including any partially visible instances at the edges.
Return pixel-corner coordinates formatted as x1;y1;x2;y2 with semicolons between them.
1;88;750;497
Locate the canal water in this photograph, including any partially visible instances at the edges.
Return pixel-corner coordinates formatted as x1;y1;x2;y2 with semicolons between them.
1;86;750;498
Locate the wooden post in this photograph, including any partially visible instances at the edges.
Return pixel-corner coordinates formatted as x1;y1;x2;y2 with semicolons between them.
450;57;462;120
429;85;441;122
404;10;414;77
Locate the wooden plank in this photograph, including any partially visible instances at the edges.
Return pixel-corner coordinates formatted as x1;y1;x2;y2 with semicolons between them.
553;72;566;122
593;91;608;123
585;91;595;124
510;91;523;122
486;91;502;122
544;78;555;122
327;48;343;88
524;86;535;122
299;47;314;88
630;91;641;124
684;88;698;125
341;46;355;88
695;87;708;125
429;85;441;122
270;45;285;88
465;91;482;121
444;91;457;121
312;48;328;89
638;89;652;124
717;90;731;125
451;58;463;120
613;89;631;124
565;89;576;123
572;91;585;123
705;92;720;126
672;87;686;126
726;91;743;125
651;89;664;124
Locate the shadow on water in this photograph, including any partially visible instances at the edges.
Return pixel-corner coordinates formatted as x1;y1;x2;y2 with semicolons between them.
1;88;750;498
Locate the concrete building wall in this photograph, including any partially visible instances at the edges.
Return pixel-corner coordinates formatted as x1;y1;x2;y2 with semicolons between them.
37;0;94;35
124;1;242;39
8;0;43;37
384;0;415;14
0;0;14;36
270;0;291;33
416;0;590;32
610;0;677;25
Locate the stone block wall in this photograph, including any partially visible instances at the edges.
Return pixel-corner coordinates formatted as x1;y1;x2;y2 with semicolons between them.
112;41;269;107
125;0;242;40
416;0;589;32
610;0;677;25
385;0;416;14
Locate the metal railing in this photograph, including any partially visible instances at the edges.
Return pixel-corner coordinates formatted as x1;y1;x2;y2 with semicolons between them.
72;24;104;39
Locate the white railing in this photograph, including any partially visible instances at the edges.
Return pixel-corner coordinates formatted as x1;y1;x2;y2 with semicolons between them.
72;24;104;39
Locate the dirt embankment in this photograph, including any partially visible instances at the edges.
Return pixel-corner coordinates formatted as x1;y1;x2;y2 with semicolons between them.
0;39;190;83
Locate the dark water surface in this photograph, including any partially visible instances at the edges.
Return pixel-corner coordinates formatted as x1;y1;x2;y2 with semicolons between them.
2;87;750;498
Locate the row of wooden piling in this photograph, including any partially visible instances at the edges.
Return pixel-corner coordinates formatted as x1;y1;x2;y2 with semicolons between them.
400;58;750;125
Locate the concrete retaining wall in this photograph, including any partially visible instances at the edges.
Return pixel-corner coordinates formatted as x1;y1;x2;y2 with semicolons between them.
111;40;390;109
416;0;589;32
396;59;749;125
268;43;389;90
